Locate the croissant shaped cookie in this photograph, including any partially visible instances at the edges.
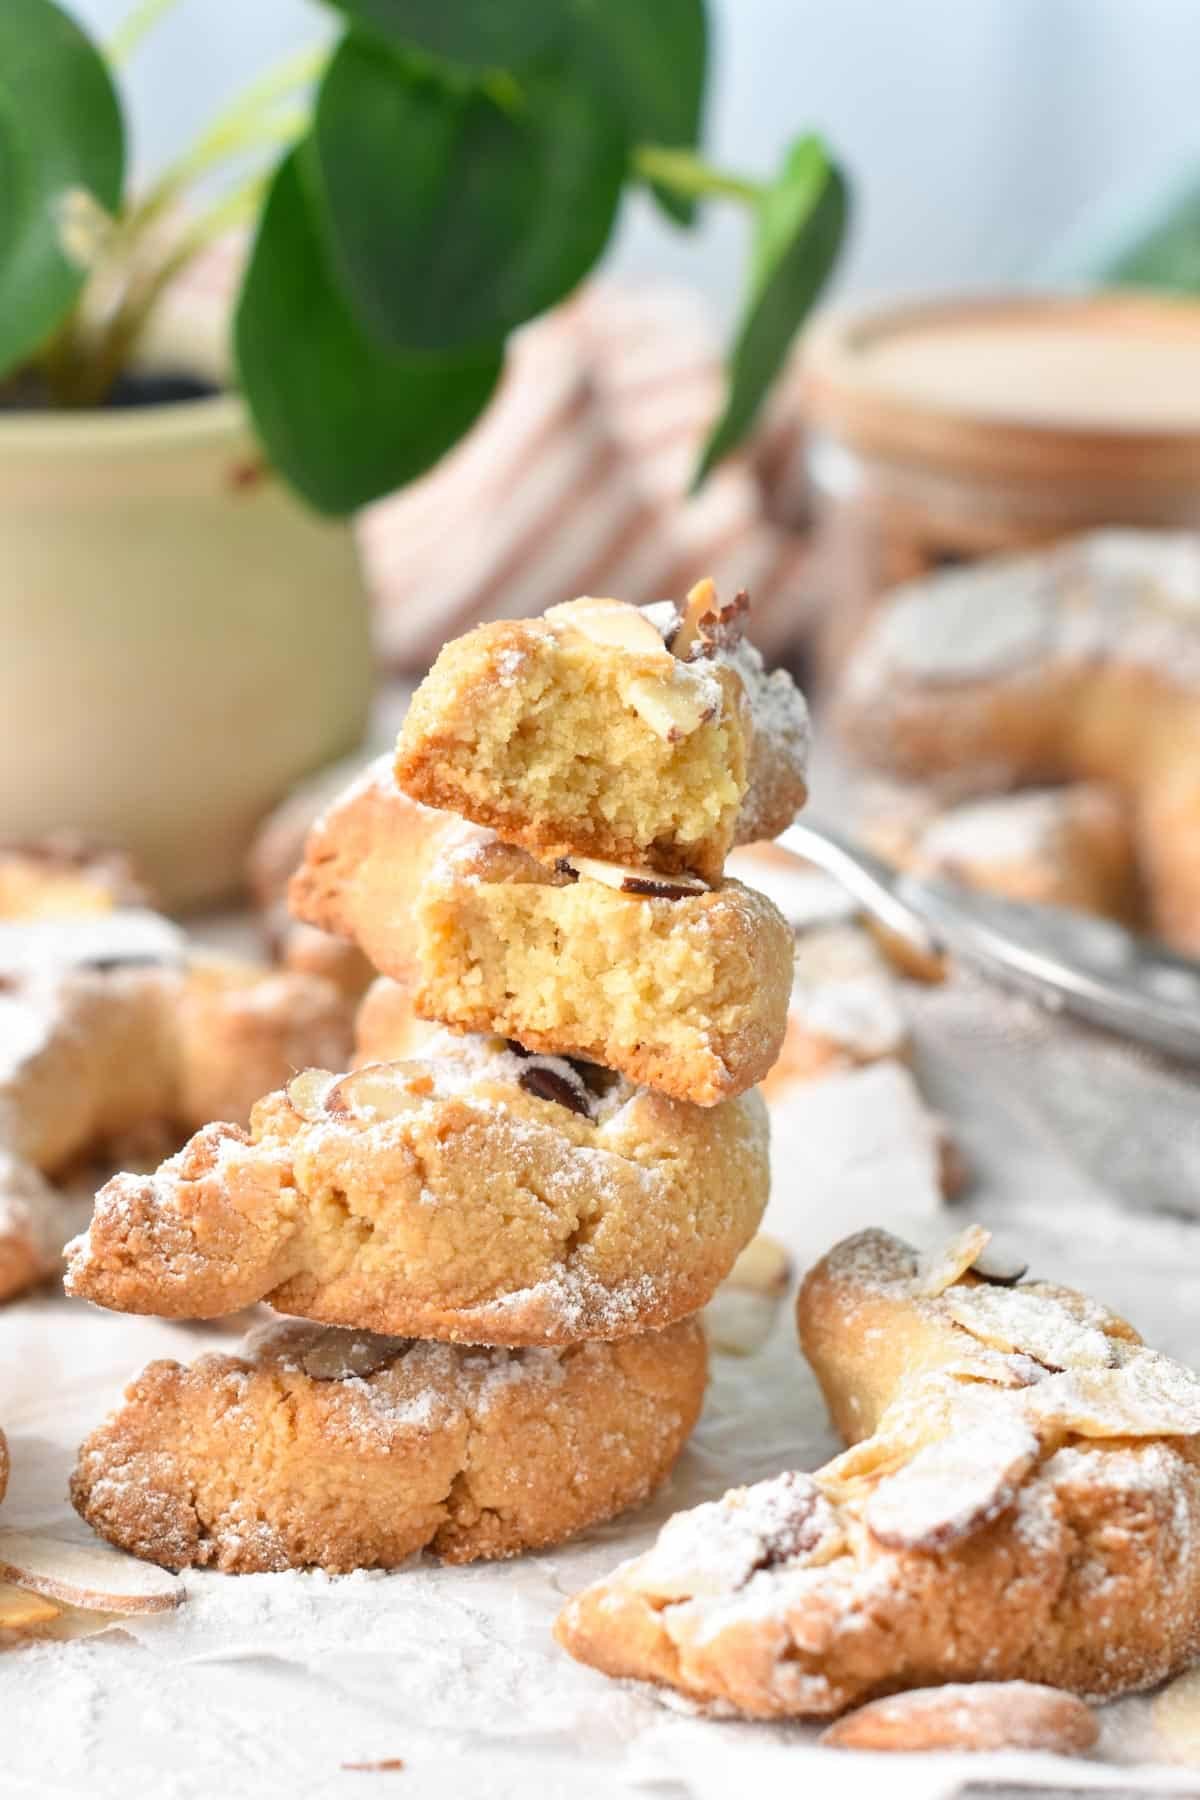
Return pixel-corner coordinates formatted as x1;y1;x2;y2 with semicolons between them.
556;1225;1200;1716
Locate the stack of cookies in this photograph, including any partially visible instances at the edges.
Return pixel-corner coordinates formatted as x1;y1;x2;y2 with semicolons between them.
66;583;810;1575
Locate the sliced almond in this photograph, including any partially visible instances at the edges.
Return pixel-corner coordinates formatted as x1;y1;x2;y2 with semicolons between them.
621;671;713;742
544;596;670;659
864;1416;1039;1551
0;1581;61;1629
914;1224;992;1299
705;1235;793;1354
704;1290;779;1357
821;1681;1098;1754
943;1285;1114;1371
666;577;717;661
972;1247;1030;1287
324;1063;422;1122
1020;1278;1141;1344
0;1530;183;1614
286;1067;338;1122
726;1234;792;1299
1154;1665;1200;1762
563;855;708;899
300;1330;408;1382
1027;1351;1200;1439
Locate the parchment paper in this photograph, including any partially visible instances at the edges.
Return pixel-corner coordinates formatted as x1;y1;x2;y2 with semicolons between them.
5;972;1200;1800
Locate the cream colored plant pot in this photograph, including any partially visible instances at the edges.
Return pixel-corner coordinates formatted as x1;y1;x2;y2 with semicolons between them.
0;392;373;908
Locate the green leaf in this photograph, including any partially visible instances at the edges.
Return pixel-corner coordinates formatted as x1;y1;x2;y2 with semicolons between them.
312;34;626;353
235;148;503;516
694;136;847;487
324;0;562;74
570;0;707;226
0;0;124;378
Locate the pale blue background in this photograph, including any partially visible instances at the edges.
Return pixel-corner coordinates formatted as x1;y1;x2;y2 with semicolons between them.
67;0;1200;318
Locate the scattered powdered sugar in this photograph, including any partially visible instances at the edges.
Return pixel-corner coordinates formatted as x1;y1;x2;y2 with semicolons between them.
724;849;854;931
864;1414;1039;1550
789;924;907;1059
919;787;1072;868
307;751;395;837
851;527;1200;698
480;1263;666;1338
416;1027;638;1126
943;1283;1115;1371
494;646;529;684
0;986;54;1086
0;1151;93;1266
631;1472;833;1601
863;555;1055;683
0;909;184;978
723;640;805;774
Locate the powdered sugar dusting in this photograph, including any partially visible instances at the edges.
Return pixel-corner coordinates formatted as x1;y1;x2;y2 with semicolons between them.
789;923;907;1059
849;528;1200;696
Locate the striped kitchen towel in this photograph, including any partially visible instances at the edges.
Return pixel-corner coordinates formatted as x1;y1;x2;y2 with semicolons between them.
153;245;816;668
360;282;816;669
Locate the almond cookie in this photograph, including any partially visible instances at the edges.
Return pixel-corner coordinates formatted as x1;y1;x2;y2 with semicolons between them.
556;1225;1200;1715
292;762;793;1105
247;758;375;1001
761;923;909;1095
0;837;150;920
834;532;1200;950
0;912;353;1304
865;782;1138;924
394;585;808;882
66;1034;769;1345
71;1315;707;1572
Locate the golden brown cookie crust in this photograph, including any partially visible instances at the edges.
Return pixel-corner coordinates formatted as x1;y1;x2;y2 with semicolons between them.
292;764;793;1105
66;1037;770;1345
556;1226;1200;1716
71;1316;707;1573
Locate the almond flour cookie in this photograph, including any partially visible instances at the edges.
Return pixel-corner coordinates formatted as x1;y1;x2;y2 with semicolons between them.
865;782;1138;923
395;586;809;882
835;532;1200;950
292;762;793;1105
761;924;909;1095
556;1225;1200;1716
247;758;375;1001
0;836;150;920
66;1034;770;1345
0;912;353;1304
70;1316;706;1573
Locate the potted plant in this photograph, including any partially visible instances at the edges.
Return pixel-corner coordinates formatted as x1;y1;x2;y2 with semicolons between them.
0;0;848;905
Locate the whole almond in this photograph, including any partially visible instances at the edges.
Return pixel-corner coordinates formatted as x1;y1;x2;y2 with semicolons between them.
821;1682;1098;1754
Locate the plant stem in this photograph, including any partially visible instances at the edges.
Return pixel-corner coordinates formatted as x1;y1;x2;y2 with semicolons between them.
108;0;186;67
632;146;763;207
68;173;269;406
127;44;322;231
130;106;307;236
